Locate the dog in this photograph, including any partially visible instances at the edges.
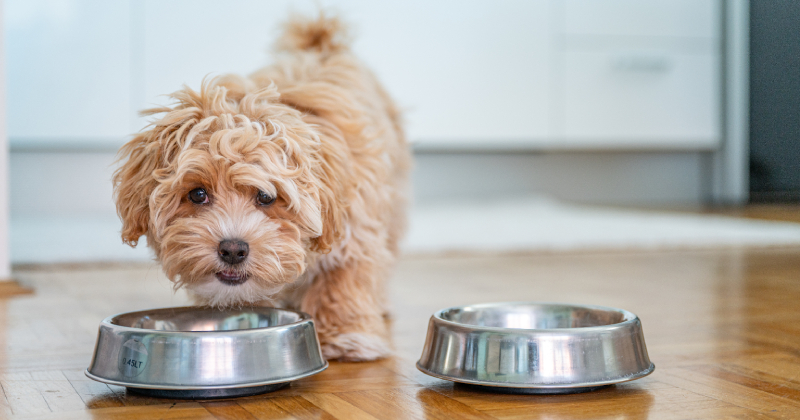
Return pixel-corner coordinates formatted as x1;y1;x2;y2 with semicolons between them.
112;14;410;361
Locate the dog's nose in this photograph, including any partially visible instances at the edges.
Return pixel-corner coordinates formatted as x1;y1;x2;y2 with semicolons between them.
218;240;249;265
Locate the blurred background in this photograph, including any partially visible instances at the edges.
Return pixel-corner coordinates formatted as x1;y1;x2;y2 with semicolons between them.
1;0;798;268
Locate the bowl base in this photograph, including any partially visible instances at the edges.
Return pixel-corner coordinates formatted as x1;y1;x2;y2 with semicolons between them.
126;382;289;399
457;383;611;395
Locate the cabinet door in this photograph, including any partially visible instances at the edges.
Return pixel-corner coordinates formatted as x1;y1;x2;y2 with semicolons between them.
554;0;721;148
558;48;720;148
141;0;553;147
141;0;292;115
5;0;132;139
563;0;720;38
350;0;552;146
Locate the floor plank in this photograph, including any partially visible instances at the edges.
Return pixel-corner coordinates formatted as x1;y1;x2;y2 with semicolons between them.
0;373;52;416
337;387;495;420
658;367;800;419
300;393;378;420
200;401;260;420
0;282;33;298
237;397;301;420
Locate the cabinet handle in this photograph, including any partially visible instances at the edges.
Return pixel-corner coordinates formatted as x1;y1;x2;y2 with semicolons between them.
612;54;672;73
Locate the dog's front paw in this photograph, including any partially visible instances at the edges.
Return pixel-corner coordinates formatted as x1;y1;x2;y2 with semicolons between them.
321;333;392;362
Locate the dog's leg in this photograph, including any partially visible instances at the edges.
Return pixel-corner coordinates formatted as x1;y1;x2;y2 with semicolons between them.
301;262;391;361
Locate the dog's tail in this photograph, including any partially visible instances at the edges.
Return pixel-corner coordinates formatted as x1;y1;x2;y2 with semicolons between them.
276;12;351;54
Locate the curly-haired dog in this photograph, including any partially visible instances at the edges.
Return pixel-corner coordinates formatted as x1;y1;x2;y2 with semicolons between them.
113;14;410;361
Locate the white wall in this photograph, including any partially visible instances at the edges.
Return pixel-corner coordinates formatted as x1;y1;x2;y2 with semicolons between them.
0;0;10;277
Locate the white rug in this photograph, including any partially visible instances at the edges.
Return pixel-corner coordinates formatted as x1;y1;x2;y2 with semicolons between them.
11;198;800;264
404;197;800;253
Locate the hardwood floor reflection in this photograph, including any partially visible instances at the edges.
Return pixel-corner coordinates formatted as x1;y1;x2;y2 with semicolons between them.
2;247;800;418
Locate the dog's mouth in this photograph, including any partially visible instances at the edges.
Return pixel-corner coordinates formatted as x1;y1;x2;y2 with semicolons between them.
215;269;249;286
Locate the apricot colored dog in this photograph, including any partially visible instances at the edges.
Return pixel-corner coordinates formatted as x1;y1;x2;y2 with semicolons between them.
113;14;410;361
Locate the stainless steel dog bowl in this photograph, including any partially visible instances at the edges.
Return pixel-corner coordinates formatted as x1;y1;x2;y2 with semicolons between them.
85;306;327;399
417;302;654;394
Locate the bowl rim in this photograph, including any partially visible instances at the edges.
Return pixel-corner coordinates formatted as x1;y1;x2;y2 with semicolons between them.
416;361;655;389
101;305;314;334
84;362;329;390
432;301;640;333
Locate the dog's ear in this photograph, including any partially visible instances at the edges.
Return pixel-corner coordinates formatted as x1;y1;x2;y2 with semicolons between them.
307;122;352;254
311;183;344;254
113;133;160;247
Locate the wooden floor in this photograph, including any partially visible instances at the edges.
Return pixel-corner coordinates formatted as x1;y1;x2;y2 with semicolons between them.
3;242;800;418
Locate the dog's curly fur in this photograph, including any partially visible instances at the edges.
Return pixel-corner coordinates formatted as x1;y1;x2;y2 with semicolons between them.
112;14;410;361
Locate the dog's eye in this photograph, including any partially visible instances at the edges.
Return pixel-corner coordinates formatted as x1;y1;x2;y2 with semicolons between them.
256;190;276;206
188;188;209;204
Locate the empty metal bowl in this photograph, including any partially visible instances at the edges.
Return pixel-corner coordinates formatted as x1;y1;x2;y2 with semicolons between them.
85;306;327;399
417;302;654;394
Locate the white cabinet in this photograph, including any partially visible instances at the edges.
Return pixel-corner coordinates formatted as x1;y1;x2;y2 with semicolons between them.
4;0;721;150
563;0;720;38
140;0;294;116
5;0;132;139
554;0;721;149
350;0;553;145
139;0;553;147
557;49;720;147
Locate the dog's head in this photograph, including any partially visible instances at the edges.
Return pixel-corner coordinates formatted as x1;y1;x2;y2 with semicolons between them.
113;78;345;307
